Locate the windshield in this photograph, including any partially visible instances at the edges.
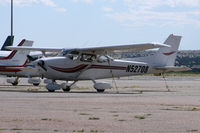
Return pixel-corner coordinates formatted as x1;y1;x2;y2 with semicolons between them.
59;49;79;60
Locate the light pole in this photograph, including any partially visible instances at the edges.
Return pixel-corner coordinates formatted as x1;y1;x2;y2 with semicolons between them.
11;0;13;44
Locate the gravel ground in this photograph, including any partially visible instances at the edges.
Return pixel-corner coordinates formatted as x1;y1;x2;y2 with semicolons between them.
0;76;200;133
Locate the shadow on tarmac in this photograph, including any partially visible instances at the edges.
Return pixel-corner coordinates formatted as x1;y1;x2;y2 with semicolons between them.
0;88;174;95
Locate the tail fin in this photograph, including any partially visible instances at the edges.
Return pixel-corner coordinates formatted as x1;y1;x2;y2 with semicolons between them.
1;36;14;51
155;34;181;66
0;39;33;66
132;34;182;67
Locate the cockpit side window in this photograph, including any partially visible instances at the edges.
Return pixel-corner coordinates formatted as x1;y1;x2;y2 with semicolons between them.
80;53;96;62
60;49;79;60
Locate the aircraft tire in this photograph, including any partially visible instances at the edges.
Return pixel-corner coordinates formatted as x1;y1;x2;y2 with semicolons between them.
96;89;105;93
33;83;40;86
12;82;18;86
62;87;71;92
48;90;55;92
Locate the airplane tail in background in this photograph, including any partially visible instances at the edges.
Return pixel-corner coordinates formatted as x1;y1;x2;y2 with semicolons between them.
133;34;181;67
1;36;14;51
0;39;33;66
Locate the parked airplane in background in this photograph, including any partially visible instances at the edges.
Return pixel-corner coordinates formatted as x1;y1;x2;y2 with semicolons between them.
0;39;42;85
7;34;190;92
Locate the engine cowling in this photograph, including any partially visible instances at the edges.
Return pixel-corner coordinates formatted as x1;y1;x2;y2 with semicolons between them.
93;82;111;92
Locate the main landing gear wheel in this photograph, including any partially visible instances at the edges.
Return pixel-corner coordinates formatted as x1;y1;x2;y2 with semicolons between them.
96;89;105;93
48;90;55;92
33;83;40;86
12;81;18;86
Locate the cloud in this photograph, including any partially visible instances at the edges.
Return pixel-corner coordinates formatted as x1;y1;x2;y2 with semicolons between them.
104;0;200;27
102;7;113;12
0;0;66;12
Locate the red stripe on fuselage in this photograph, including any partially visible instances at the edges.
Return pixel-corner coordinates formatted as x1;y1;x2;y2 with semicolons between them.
0;59;28;72
49;64;126;73
49;64;88;73
0;69;21;72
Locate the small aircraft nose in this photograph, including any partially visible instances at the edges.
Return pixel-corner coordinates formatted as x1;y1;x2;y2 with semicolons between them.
33;59;47;71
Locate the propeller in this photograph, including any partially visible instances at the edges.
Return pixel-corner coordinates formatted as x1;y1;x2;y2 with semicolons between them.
37;60;47;71
27;55;38;62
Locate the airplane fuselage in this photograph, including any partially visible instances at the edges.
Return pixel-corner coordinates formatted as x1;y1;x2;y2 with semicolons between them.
36;56;160;81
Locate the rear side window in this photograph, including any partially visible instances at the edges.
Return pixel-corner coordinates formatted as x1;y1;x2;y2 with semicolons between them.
80;53;96;62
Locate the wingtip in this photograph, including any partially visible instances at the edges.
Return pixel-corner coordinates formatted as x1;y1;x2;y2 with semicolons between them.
152;42;171;48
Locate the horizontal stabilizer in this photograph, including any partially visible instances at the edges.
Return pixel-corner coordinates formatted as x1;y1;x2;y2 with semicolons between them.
5;66;35;71
153;66;191;72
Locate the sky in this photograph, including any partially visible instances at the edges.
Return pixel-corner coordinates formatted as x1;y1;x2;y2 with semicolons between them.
0;0;199;50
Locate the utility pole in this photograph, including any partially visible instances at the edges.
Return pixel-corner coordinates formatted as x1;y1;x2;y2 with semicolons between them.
1;0;14;50
11;0;13;44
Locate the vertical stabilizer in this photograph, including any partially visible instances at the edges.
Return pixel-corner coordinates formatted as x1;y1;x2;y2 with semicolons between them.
0;39;33;66
154;34;181;66
1;36;14;51
131;34;182;67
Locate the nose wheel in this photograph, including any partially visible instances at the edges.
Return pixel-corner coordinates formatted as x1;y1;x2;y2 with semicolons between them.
62;86;71;92
96;89;105;93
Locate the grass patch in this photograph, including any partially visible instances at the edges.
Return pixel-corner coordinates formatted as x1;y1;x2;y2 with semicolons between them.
25;128;41;131
13;119;23;122
118;119;126;122
41;118;52;121
90;129;99;132
0;128;8;130
161;106;200;111
134;115;146;119
165;72;200;77
187;129;198;132
113;114;119;117
73;129;85;132
110;111;118;113
188;107;200;111
134;114;151;120
79;113;90;116
89;117;100;120
11;128;23;130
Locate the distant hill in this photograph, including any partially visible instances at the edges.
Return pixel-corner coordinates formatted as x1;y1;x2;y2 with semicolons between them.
112;50;200;73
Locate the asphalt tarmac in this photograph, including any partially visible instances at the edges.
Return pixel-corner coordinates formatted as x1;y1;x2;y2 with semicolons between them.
0;76;200;133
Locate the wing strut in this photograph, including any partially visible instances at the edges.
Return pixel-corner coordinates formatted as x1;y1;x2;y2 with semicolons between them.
106;55;119;93
161;73;170;92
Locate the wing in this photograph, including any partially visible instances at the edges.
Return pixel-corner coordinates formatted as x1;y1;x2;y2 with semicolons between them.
75;43;170;54
6;43;169;54
6;46;62;53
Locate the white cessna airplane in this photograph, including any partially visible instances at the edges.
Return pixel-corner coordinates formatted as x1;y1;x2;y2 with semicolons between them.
7;34;190;92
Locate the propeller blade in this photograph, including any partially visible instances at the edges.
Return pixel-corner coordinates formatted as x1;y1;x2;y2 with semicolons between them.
37;60;47;71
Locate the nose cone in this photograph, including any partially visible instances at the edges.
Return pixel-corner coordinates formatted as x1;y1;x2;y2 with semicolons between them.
33;59;47;72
